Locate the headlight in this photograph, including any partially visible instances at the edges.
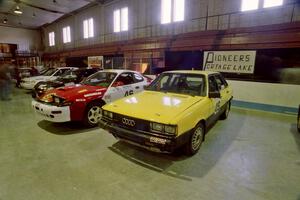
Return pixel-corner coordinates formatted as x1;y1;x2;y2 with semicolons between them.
150;122;163;132
103;110;113;119
53;96;61;104
165;125;176;134
38;84;48;91
150;122;177;135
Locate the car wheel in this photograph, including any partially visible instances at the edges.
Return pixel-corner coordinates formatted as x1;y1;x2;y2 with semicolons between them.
83;101;103;127
220;101;230;120
184;123;205;156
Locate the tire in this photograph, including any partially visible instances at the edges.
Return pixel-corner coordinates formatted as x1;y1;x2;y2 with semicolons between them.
220;101;230;120
184;123;205;156
83;101;104;127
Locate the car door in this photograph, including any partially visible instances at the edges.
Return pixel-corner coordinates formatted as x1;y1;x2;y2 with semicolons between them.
214;74;231;107
208;75;221;117
104;72;136;103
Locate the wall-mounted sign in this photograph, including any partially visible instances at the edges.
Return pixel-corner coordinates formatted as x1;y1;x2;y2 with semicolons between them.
88;56;103;68
203;51;256;74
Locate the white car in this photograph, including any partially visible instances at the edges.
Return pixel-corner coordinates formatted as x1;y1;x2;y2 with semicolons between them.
20;67;77;90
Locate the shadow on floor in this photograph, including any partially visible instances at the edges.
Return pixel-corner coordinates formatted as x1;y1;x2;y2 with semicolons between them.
290;123;300;153
38;120;99;135
108;110;245;180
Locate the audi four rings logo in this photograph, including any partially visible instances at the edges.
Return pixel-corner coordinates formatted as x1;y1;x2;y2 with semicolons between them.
122;118;135;126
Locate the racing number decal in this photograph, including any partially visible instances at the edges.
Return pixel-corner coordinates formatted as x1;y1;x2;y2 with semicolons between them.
124;90;134;97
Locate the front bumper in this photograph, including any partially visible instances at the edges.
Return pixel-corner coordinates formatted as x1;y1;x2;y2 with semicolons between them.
20;82;36;90
31;100;71;122
99;119;190;153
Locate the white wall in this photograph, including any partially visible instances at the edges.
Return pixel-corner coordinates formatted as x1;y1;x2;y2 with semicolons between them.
43;0;300;52
228;80;300;109
0;26;41;51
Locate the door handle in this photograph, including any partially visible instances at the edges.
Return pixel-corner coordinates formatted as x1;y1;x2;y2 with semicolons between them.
135;86;140;89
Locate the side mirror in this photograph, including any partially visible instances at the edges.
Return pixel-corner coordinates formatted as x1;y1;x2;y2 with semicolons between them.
209;91;221;98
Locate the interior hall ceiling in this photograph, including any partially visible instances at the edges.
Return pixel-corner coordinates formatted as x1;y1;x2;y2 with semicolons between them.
0;0;110;29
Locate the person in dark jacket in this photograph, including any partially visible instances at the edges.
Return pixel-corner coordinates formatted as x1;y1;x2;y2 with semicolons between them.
0;64;12;101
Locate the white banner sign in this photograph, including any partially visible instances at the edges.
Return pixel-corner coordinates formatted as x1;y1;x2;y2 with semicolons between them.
88;56;103;68
203;51;256;74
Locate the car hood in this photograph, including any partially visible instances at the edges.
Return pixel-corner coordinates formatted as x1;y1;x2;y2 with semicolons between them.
39;84;107;101
23;76;53;82
105;91;204;124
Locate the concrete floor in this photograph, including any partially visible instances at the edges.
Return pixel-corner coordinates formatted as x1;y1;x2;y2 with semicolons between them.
0;88;299;200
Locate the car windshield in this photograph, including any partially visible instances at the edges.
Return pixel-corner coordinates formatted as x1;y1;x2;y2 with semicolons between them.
82;72;117;87
146;73;207;96
42;68;57;76
59;69;78;79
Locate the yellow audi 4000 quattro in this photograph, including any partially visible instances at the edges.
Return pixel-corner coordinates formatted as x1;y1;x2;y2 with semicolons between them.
99;70;233;155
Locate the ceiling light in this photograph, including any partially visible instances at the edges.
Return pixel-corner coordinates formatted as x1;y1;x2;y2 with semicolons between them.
14;6;23;14
3;18;7;24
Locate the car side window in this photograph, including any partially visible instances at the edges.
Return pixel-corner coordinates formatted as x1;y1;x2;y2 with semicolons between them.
219;74;228;87
54;69;63;76
133;73;144;83
208;76;219;92
56;69;69;76
214;75;226;90
115;72;135;86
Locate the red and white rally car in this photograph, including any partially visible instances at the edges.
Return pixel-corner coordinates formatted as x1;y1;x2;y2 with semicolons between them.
32;69;152;127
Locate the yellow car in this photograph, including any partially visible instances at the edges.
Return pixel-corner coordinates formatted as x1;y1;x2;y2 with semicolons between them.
99;70;233;155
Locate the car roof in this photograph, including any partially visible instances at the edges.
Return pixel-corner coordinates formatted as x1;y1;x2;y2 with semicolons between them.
101;69;140;74
57;67;78;69
163;70;219;76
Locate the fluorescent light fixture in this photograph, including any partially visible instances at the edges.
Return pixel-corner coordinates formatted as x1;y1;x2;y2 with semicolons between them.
14;6;23;14
241;0;259;11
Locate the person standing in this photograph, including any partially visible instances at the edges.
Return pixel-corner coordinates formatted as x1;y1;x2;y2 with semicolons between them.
0;64;12;101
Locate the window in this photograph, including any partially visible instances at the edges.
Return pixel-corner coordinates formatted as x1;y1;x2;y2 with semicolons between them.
115;73;135;85
264;0;283;8
49;32;55;46
208;76;219;92
241;0;284;11
161;0;185;24
241;0;259;11
83;18;94;39
133;73;144;82
62;26;71;43
114;7;128;32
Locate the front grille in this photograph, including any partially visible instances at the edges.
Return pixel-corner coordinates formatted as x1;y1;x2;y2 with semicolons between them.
113;113;150;132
